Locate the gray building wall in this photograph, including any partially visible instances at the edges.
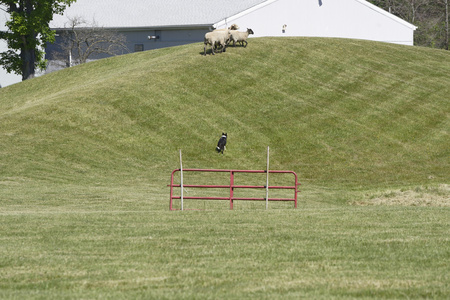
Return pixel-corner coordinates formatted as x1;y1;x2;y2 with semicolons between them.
45;27;209;69
134;28;208;51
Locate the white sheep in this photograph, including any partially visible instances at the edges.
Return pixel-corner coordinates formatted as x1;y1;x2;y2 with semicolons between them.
204;29;230;55
213;24;239;32
229;28;254;47
228;24;240;30
212;24;239;49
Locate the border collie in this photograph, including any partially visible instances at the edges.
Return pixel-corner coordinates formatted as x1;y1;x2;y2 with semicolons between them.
216;133;227;154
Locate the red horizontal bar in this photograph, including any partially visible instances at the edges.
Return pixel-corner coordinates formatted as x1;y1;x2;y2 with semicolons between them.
169;184;230;188
172;196;231;200
168;184;295;189
234;185;295;189
172;196;295;201
173;168;296;174
233;197;295;201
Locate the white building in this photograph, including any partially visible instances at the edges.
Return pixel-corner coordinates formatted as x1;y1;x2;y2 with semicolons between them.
2;0;417;82
0;10;22;87
50;0;416;45
214;0;417;45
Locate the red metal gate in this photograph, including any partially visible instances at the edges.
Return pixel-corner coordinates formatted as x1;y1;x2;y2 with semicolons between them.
169;169;299;210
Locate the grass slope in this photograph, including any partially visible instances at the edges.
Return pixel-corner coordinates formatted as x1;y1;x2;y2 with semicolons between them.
1;38;449;189
0;38;449;299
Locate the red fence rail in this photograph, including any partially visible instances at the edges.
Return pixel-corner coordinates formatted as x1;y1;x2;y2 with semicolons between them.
169;169;299;210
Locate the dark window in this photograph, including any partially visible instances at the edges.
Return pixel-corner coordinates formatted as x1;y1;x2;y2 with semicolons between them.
134;44;144;52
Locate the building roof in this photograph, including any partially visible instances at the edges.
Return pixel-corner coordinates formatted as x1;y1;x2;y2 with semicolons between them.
50;0;416;33
50;0;268;29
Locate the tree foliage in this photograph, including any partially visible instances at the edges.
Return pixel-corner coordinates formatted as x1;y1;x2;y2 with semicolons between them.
369;0;449;49
0;0;75;80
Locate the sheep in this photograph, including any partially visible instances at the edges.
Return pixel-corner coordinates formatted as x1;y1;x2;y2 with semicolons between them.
204;29;230;55
213;24;239;32
229;28;254;47
211;24;239;49
213;24;239;33
213;24;239;50
203;24;240;55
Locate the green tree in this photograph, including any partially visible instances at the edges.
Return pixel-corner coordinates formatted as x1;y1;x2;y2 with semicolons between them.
368;0;448;49
0;0;75;81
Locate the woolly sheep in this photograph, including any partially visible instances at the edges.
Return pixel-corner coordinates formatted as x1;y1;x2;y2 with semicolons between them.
204;29;230;55
212;24;239;49
214;24;239;31
229;28;254;47
213;24;239;49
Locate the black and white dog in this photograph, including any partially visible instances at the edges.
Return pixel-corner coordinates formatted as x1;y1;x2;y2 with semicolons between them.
216;133;227;154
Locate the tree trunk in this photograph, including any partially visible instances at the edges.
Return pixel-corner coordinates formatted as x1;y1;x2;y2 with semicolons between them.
446;0;449;50
21;0;36;80
20;35;36;80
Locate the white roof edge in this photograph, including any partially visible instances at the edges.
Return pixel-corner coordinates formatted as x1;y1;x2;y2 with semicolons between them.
214;0;417;31
213;0;278;28
354;0;417;30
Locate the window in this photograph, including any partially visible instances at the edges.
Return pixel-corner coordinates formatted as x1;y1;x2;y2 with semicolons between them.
134;44;144;52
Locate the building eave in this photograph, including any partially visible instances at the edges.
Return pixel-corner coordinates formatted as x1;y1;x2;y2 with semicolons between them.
52;24;214;32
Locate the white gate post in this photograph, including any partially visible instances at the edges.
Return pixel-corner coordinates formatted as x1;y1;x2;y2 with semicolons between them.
180;149;184;211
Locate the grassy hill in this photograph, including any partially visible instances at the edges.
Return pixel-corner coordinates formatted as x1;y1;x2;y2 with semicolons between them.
1;37;449;191
0;38;449;299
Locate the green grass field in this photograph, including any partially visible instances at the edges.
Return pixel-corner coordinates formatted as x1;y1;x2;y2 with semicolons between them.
1;37;449;299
